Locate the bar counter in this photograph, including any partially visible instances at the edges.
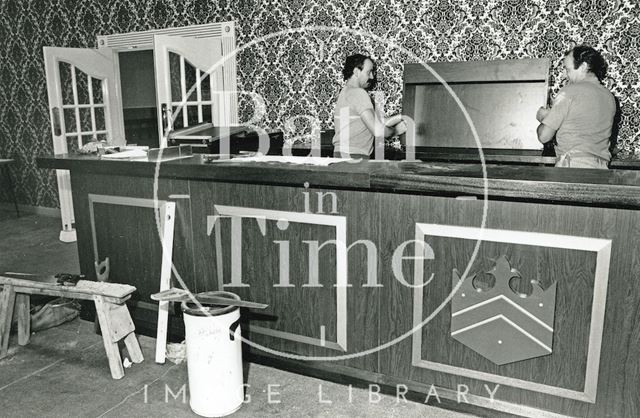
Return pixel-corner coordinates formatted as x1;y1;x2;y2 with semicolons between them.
38;154;640;418
39;153;640;207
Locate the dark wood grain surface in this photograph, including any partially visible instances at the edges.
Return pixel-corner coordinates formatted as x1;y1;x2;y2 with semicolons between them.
42;154;640;417
371;162;640;207
39;154;640;207
377;195;624;417
188;181;381;371
70;173;196;301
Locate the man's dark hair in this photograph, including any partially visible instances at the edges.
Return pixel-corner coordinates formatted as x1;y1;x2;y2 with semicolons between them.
342;54;374;80
566;45;608;81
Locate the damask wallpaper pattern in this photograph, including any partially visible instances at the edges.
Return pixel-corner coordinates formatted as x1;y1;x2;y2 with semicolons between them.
0;0;638;208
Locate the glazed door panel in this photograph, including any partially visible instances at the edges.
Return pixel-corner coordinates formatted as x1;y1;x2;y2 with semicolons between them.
43;47;125;240
153;35;225;147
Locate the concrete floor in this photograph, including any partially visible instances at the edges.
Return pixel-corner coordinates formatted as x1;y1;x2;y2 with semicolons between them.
0;209;478;417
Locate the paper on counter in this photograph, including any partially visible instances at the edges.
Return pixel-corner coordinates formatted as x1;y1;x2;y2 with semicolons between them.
218;155;351;166
100;148;148;160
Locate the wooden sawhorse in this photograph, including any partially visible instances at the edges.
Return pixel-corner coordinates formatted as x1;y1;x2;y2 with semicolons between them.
0;275;143;379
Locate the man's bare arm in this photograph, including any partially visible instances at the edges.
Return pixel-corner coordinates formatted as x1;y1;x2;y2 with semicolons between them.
536;123;556;144
536;106;550;122
360;109;395;138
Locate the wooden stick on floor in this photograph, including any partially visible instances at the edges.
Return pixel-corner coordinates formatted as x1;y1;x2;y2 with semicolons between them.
155;202;176;364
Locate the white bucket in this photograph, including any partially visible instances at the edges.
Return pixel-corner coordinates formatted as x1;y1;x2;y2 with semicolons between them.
182;291;244;417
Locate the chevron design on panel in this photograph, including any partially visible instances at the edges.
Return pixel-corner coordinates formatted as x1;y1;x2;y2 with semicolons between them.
451;255;557;365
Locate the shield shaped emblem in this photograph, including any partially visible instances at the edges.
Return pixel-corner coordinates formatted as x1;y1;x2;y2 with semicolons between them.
450;256;557;365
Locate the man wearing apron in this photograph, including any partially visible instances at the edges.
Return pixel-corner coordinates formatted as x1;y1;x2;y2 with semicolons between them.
536;45;616;169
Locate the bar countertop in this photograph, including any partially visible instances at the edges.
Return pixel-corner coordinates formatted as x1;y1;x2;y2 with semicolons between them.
37;153;640;207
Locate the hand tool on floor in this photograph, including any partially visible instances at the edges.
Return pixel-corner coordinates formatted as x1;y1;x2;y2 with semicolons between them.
151;288;268;309
55;273;84;286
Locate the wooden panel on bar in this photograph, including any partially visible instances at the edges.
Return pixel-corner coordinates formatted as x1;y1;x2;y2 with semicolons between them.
70;173;196;301
402;59;549;150
403;59;550;84
188;181;382;372
408;82;547;149
378;193;638;417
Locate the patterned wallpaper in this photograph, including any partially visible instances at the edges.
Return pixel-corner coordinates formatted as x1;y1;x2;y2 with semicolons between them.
0;0;638;208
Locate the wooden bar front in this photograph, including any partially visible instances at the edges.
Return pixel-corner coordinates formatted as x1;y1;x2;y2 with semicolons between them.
38;154;640;417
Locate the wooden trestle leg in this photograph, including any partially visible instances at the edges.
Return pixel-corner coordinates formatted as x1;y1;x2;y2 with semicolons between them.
93;295;143;379
0;285;17;359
